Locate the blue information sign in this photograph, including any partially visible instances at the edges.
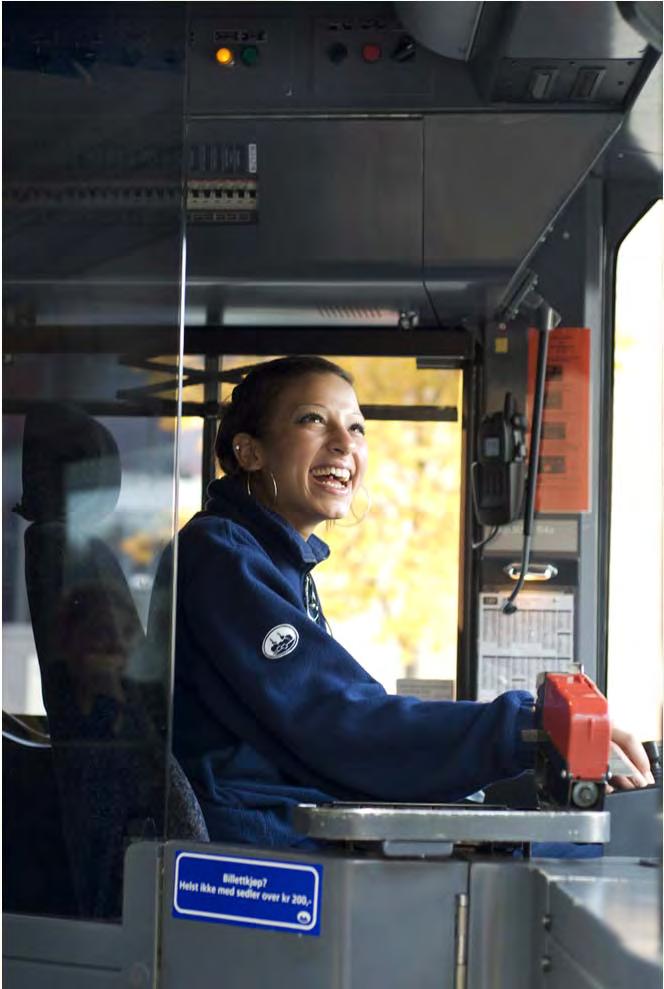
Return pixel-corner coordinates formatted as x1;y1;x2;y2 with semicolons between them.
172;851;323;936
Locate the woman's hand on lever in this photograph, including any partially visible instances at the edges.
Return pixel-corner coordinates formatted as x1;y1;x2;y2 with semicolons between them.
607;726;656;792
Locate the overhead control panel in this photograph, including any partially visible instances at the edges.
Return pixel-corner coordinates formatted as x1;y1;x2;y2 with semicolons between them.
3;2;659;332
186;2;654;115
3;4;653;116
186;7;477;113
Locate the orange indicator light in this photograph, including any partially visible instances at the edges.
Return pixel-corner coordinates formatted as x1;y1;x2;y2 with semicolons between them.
215;47;234;66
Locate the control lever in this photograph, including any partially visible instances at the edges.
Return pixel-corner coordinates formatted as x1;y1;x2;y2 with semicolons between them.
523;672;611;810
644;741;662;785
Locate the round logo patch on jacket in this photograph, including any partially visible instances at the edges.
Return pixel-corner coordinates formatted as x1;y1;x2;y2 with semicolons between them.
262;624;300;659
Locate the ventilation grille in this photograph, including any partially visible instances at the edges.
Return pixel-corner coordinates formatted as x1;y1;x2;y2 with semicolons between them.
317;305;393;322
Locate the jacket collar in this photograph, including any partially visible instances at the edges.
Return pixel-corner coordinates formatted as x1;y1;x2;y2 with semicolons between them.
204;475;330;568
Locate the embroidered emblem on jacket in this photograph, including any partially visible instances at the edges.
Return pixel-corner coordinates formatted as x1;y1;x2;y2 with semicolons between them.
262;624;300;659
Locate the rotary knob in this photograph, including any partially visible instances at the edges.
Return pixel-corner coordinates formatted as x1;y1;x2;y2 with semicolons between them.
327;42;348;64
392;35;416;62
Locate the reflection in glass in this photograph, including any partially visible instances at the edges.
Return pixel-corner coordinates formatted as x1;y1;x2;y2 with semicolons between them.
2;3;193;920
7;403;170;917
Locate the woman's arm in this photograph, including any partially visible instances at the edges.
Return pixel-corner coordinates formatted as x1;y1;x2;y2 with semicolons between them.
177;520;536;803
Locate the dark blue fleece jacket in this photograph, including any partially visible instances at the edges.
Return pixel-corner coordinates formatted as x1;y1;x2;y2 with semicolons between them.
166;475;535;847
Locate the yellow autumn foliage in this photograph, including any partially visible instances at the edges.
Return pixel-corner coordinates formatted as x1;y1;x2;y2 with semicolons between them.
314;357;462;683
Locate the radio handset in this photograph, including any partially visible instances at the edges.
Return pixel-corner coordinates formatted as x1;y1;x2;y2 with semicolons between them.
471;392;527;527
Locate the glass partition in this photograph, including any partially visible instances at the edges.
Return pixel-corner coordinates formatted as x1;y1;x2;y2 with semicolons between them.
2;3;187;919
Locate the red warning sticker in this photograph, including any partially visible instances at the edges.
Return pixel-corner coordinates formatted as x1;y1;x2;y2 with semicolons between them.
527;327;591;513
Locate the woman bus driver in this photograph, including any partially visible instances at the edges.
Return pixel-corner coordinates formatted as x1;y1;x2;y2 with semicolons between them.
169;356;653;847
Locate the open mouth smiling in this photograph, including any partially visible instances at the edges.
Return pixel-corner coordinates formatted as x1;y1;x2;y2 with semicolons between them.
309;465;353;492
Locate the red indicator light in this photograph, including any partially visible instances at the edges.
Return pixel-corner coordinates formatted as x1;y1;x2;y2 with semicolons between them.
361;43;382;63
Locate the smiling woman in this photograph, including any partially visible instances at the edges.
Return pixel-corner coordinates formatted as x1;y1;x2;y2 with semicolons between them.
155;355;653;849
223;364;368;537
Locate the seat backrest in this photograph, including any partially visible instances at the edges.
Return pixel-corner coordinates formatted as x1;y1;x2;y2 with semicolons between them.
16;402;207;919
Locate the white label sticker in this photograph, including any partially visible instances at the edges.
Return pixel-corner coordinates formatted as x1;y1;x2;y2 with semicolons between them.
248;143;257;174
477;591;576;700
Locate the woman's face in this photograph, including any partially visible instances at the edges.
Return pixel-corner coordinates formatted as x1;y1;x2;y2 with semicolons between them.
239;372;368;538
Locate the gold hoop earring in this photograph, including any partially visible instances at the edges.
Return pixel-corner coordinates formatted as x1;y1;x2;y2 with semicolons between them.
338;483;371;527
245;470;278;506
267;471;278;506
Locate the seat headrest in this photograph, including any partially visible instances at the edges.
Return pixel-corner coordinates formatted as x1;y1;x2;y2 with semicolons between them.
16;403;121;524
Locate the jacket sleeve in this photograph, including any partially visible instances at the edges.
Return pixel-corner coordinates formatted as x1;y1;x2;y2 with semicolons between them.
178;520;536;803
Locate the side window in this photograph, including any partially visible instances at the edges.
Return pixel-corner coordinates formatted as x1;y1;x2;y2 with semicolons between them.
607;201;663;740
315;357;462;696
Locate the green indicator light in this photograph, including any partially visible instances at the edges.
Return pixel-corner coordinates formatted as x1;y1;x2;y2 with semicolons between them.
241;45;259;67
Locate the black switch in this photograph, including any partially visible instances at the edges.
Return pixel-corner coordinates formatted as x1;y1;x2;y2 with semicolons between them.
327;42;348;64
528;68;558;100
570;67;605;101
392;35;416;62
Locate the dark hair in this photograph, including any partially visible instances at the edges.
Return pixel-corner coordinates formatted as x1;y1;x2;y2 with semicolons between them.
215;356;354;475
